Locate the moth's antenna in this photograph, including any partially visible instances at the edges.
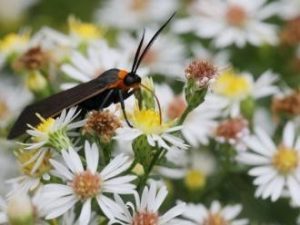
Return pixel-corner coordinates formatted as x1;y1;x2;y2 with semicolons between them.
133;12;176;73
140;83;162;125
131;29;146;73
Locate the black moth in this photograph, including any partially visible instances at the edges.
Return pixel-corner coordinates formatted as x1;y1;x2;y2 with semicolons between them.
8;13;176;139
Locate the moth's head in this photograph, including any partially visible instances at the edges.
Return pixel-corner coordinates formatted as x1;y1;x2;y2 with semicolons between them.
124;72;141;87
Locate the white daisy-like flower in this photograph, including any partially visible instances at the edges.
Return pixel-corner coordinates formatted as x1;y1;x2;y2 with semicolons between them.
29;27;72;64
173;0;278;48
155;84;224;147
114;104;188;152
0;32;30;60
68;16;104;45
270;0;300;20
190;43;230;69
118;30;186;79
210;70;278;117
182;201;249;225
38;141;136;225
237;122;300;204
159;149;217;190
182;95;226;147
61;40;128;89
95;0;179;30
0;77;32;128
109;181;186;225
25;107;84;150
6;147;53;196
214;117;250;151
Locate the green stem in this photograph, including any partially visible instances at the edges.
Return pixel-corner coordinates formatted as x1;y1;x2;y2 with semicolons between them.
178;106;192;125
137;148;164;192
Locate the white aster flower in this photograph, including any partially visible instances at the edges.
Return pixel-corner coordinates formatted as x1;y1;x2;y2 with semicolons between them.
214;117;250;151
29;27;72;63
25;107;84;150
115;104;188;152
68;16;104;45
38;141;136;225
6;147;53;196
155;84;224;147
0;32;30;61
173;0;278;48
109;181;186;225
182;201;248;225
237;122;300;204
118;31;186;79
210;70;278;117
160;149;217;190
61;40;128;89
190;43;230;69
182;95;225;147
0;77;32;128
270;0;300;20
95;0;179;30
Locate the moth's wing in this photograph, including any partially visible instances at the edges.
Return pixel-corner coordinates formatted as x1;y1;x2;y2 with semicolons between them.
8;73;117;139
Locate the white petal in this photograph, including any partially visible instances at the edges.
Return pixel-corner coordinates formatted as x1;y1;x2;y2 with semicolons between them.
283;122;295;148
79;199;91;225
287;176;300;204
159;203;186;224
85;141;99;173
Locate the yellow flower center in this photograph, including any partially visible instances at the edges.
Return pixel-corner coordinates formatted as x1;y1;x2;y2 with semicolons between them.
71;170;101;200
17;149;52;177
0;33;29;54
36;117;55;134
213;71;252;99
69;17;103;40
32;116;55;142
132;211;159;225
204;213;228;225
131;108;170;135
272;146;299;174
184;169;206;190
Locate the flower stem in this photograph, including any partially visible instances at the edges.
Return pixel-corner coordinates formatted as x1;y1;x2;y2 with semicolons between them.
137;148;164;192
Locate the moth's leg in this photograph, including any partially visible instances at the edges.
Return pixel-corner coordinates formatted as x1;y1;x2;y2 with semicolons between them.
118;90;133;128
99;89;115;110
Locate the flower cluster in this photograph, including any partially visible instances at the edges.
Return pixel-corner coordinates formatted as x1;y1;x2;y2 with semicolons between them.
0;0;300;224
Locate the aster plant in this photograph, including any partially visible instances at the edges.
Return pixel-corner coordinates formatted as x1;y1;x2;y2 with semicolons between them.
0;0;300;224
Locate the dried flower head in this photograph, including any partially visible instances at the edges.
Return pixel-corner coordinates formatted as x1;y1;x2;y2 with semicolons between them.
185;60;218;88
272;90;300;116
83;110;121;142
280;16;300;45
215;117;249;143
14;46;49;71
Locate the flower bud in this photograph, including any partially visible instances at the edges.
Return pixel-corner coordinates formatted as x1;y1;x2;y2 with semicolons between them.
182;60;219;123
26;70;48;92
7;193;34;225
